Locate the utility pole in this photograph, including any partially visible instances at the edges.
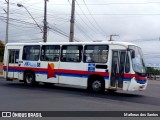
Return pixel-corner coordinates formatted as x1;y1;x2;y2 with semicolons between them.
109;34;119;41
5;0;9;44
69;0;75;42
43;0;48;42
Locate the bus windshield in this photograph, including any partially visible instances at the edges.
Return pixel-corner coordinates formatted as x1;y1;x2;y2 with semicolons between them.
129;46;146;75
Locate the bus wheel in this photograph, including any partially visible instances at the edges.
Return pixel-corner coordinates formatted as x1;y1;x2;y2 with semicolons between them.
24;72;36;86
89;78;105;93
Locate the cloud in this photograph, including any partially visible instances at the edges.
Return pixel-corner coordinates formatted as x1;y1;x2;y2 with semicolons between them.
0;0;160;64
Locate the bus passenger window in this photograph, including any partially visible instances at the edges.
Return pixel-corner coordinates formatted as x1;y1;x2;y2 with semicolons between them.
86;53;94;62
61;45;82;62
23;45;40;61
40;45;60;62
84;45;109;63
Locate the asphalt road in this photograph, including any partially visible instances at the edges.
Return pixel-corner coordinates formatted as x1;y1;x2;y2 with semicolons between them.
0;78;160;119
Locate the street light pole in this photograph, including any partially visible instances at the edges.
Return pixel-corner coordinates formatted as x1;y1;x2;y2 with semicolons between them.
17;3;43;33
5;0;9;44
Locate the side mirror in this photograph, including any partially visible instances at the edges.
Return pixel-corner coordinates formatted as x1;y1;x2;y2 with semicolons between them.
131;51;135;58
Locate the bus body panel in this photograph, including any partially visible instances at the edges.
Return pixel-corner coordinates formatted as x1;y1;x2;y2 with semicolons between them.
3;41;148;92
58;62;87;86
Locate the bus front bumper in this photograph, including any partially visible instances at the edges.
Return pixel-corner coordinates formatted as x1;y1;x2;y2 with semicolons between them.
128;77;148;91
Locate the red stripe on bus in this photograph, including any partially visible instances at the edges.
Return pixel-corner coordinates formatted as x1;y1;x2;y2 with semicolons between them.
3;66;147;80
3;66;109;77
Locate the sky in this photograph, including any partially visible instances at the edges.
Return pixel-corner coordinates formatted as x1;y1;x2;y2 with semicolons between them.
0;0;160;66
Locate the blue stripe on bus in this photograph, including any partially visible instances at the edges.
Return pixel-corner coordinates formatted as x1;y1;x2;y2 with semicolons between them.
6;69;148;83
136;80;147;84
5;69;110;80
123;78;147;84
123;78;131;81
57;73;88;78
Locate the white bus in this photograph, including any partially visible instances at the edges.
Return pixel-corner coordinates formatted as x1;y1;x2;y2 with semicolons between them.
3;41;148;92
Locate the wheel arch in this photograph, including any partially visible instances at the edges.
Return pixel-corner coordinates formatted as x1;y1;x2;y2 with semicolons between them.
23;69;36;81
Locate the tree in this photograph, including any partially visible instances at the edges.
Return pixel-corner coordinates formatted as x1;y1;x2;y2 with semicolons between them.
0;40;4;62
147;67;160;79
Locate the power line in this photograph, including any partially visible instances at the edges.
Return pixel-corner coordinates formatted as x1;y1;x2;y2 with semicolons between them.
10;38;42;42
36;2;160;5
9;32;41;38
0;16;42;28
68;1;97;35
67;0;99;40
123;37;160;42
49;23;80;42
76;1;101;34
83;0;106;35
17;3;43;33
68;13;160;16
75;21;92;41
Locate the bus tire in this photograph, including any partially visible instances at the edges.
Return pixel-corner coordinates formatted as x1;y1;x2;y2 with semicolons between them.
24;72;36;86
88;77;105;93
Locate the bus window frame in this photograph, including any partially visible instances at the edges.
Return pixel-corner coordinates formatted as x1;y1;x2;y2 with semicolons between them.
83;45;109;63
60;45;83;63
40;45;60;62
22;45;40;61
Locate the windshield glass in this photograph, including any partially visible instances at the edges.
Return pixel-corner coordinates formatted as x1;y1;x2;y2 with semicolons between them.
129;46;146;74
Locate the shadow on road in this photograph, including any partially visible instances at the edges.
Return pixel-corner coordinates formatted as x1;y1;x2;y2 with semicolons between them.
1;79;159;106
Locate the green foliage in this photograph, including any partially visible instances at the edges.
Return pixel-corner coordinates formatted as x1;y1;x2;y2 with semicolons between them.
147;67;160;75
0;40;5;62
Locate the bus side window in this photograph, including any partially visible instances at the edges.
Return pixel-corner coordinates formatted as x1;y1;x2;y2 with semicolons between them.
40;45;60;62
23;45;40;61
61;45;82;62
83;45;109;63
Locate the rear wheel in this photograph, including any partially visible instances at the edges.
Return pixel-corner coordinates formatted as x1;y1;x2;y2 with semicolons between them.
24;72;37;86
88;77;105;93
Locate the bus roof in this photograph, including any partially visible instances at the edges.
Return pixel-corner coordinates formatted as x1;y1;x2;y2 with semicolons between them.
6;41;136;47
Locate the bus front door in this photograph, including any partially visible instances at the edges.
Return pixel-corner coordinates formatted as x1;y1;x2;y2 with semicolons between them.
6;49;20;79
110;50;126;89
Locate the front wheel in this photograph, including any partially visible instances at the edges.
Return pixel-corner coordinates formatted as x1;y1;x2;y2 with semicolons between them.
24;72;37;86
88;78;105;93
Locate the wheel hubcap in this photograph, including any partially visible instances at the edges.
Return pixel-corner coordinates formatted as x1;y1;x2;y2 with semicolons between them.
92;80;101;91
26;75;33;84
